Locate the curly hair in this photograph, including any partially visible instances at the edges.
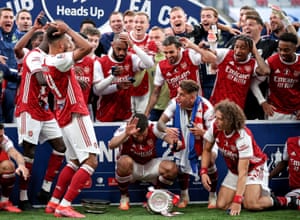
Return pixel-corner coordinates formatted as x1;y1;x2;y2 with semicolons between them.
215;100;246;132
233;35;253;51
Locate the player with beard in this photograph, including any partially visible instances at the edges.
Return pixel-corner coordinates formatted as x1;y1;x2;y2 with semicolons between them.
42;21;99;218
144;35;216;118
165;6;240;100
109;113;178;210
145;42;215;209
14;13;66;209
201;100;299;216
94;33;154;122
144;35;216;208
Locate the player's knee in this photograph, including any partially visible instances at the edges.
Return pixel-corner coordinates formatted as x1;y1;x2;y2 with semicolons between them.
49;138;66;153
0;160;15;173
216;199;228;210
243;198;260;210
54;144;66;154
22;141;36;159
86;154;98;169
116;156;133;175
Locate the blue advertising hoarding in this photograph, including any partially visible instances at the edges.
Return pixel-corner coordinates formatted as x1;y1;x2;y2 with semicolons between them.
5;121;300;205
0;0;229;33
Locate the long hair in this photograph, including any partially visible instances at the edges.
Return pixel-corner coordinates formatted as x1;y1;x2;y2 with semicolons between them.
215;100;246;132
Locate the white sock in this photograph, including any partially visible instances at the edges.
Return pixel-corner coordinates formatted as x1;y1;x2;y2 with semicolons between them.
60;198;71;207
181;189;188;197
209;192;216;198
1;196;9;202
49;197;60;204
20;190;28;201
42;180;52;192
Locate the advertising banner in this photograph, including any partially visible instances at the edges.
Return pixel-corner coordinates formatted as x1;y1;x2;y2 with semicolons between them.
0;0;229;33
6;121;300;205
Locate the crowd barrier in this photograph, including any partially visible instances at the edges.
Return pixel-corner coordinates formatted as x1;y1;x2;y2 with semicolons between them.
5;121;300;205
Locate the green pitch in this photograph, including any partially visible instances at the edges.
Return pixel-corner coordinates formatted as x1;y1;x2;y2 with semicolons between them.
0;204;298;220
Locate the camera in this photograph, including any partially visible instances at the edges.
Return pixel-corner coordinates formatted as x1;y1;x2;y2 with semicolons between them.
171;142;179;152
127;76;136;83
171;141;182;153
38;16;48;26
111;66;117;76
